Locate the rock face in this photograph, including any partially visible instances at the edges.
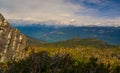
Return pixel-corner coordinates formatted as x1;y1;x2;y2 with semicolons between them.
0;13;27;62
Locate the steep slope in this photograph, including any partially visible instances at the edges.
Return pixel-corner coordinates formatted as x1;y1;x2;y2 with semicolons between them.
0;13;27;62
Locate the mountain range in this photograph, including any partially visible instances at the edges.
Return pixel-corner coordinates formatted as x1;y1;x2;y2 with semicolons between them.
13;24;120;45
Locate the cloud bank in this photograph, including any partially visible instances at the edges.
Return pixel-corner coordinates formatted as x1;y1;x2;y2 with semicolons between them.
0;0;120;26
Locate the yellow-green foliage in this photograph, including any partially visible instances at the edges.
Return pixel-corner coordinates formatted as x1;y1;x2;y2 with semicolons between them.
0;37;120;73
31;46;120;66
0;46;120;73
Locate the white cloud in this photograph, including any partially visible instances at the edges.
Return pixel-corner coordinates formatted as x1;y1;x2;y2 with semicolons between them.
0;0;120;26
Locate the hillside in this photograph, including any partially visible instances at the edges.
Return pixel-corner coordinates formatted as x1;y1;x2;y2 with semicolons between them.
4;37;118;73
27;37;118;49
0;35;119;73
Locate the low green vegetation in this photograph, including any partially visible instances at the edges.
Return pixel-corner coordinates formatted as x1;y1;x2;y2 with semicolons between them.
0;38;120;73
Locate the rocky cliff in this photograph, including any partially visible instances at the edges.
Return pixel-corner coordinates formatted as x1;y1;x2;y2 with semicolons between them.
0;13;27;62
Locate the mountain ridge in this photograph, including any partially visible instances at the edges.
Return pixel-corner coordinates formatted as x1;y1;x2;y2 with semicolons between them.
27;36;118;49
14;24;120;45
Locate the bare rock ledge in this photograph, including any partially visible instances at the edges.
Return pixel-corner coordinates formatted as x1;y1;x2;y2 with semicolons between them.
0;13;27;62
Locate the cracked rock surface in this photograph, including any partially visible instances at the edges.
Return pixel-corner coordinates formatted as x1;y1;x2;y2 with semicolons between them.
0;13;27;62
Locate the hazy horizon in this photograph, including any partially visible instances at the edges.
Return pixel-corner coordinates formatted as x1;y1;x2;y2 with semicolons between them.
0;0;120;26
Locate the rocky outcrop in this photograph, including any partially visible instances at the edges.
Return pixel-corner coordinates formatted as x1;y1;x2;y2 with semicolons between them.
0;13;27;62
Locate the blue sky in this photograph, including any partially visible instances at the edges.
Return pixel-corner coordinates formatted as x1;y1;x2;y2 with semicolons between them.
69;0;120;17
0;0;120;26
